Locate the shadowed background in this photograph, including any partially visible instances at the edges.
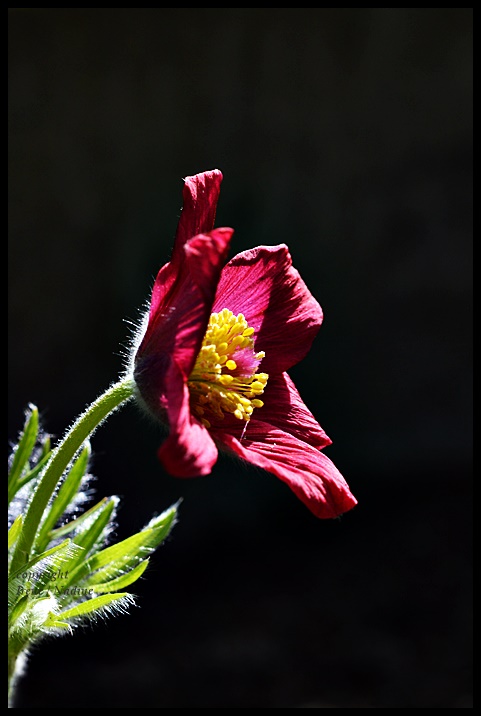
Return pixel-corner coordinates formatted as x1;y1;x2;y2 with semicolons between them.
8;8;472;708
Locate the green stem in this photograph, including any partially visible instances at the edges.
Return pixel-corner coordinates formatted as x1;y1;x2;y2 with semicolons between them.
9;378;135;575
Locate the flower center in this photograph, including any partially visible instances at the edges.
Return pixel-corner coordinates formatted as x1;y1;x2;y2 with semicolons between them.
188;308;268;429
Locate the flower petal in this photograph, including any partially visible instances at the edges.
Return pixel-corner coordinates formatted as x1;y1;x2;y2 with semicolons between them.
215;421;357;519
251;372;332;450
174;169;224;258
149;170;224;319
213;244;323;373
135;228;233;387
157;359;218;477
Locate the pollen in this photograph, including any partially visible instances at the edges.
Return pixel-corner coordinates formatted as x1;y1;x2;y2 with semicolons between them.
188;308;268;425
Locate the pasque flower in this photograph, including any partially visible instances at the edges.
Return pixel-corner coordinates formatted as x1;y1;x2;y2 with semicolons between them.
132;170;357;519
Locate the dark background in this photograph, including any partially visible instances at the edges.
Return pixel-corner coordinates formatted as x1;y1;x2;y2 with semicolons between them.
8;8;472;709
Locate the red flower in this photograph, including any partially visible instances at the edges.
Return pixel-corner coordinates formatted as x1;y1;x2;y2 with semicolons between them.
133;170;357;519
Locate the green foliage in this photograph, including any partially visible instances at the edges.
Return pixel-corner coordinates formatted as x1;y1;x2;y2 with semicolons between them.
9;379;135;576
34;444;91;553
8;405;39;496
8;403;178;697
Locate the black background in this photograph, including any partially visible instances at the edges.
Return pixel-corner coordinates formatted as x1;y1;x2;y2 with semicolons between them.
8;8;472;708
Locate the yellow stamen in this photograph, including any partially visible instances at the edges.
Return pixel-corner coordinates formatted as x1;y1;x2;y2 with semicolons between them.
188;309;268;425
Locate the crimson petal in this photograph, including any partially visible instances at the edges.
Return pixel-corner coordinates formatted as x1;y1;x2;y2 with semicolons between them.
136;228;233;388
213;244;323;374
134;170;231;479
157;360;218;477
216;421;357;519
250;372;332;450
174;169;223;259
150;169;223;319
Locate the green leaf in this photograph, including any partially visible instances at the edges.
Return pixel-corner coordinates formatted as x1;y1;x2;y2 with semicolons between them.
8;516;23;550
9;448;52;503
9;595;60;660
49;497;110;539
90;559;149;593
43;619;71;631
8;405;39;497
58;498;118;586
35;444;91;553
66;504;177;587
8;539;81;620
72;497;117;554
44;592;132;625
89;506;177;572
8;593;30;627
8;538;79;585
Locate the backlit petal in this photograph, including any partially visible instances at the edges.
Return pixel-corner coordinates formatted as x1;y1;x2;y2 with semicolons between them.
157;360;218;477
150;169;224;318
251;372;332;450
216;421;356;519
135;228;233;389
213;244;323;373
